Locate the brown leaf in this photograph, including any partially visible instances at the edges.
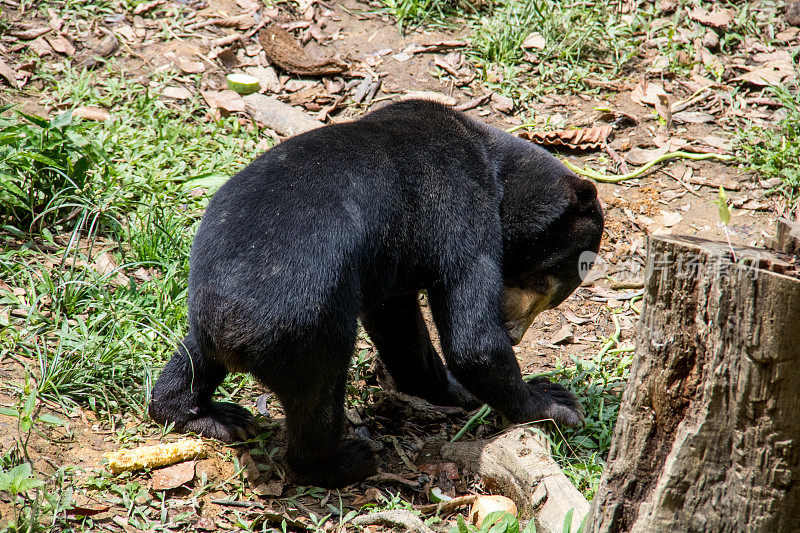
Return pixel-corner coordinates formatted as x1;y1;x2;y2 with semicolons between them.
672;111;715;124
549;324;574;345
733;59;796;86
253;479;284;497
44;34;75;55
94;251;128;286
519;125;613;151
489;92;514;114
624;146;668;166
77;34;119;69
259;26;347;76
630;81;668;107
177;56;205;74
655;94;672;131
215;13;256;30
151;461;196;491
521;32;545;50
66;505;111;517
689;7;734;28
133;0;166;15
73;106;110;122
162;86;192;99
9;26;52;40
201;90;246;114
0;58;18;88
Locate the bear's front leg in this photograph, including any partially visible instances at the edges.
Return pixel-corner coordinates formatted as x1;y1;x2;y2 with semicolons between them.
429;261;584;427
362;292;481;409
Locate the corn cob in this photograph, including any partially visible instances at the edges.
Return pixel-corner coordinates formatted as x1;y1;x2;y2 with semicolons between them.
105;438;207;473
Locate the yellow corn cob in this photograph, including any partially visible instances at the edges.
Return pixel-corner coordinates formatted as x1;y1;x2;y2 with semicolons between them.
105;438;207;473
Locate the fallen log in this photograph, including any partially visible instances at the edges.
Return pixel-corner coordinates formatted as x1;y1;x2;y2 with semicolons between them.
441;427;590;533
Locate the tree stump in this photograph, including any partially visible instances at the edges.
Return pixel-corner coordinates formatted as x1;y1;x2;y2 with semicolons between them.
587;233;800;532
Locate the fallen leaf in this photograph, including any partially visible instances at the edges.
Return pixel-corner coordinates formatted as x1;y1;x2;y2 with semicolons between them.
94;252;128;286
684;174;740;191
65;505;111;517
549;324;574;345
624;146;668;165
672;111;715;124
521;32;545;50
253;479;284;497
689;7;734;28
73;106;110;122
0;58;18;88
658;211;683;228
733;62;796;86
133;0;166;14
244;65;281;93
77;34;119;68
563;309;591;325
519;124;612;151
44;33;75;55
162;86;192;99
151;461;196;491
655;94;672;131
489;92;514;114
177;56;205;74
9;26;52;40
631;81;668;107
259;25;347;76
202;90;246;114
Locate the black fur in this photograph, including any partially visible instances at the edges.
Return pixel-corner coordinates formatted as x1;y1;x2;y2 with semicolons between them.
149;100;604;487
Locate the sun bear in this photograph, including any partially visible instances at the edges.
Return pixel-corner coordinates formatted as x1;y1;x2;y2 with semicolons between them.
149;99;604;487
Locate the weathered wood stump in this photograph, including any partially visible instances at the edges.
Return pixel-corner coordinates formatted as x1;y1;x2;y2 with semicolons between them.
587;229;800;532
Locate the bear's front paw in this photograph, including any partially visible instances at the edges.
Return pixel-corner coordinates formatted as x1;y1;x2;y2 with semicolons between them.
182;401;261;443
524;379;584;427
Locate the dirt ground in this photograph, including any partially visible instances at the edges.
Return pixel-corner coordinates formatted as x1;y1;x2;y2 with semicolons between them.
0;0;795;530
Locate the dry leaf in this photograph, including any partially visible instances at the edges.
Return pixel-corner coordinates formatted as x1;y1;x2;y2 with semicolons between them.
490;92;514;114
244;66;281;93
259;26;347;76
0;58;18;88
521;32;545;50
550;324;574;345
215;13;256;30
672;111;715;124
624;146;668;165
9;26;52;40
689;7;734;28
655;94;672;131
630;81;668;107
94;252;128;286
133;0;166;15
73;106;110;122
658;211;683;228
202;90;246;113
151;461;196;491
733;58;796;86
162;86;192;99
177;56;205;74
519;124;612;151
44;34;75;55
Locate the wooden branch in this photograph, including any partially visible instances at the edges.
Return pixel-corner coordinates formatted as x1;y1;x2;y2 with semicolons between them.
441;427;589;533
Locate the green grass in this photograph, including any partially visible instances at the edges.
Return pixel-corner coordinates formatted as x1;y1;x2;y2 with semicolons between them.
1;67;267;423
738;85;800;204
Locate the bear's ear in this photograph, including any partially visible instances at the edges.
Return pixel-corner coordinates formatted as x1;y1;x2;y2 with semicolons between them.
566;173;599;213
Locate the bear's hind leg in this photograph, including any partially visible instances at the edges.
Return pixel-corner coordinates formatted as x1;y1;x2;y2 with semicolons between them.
272;340;376;488
149;333;260;442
